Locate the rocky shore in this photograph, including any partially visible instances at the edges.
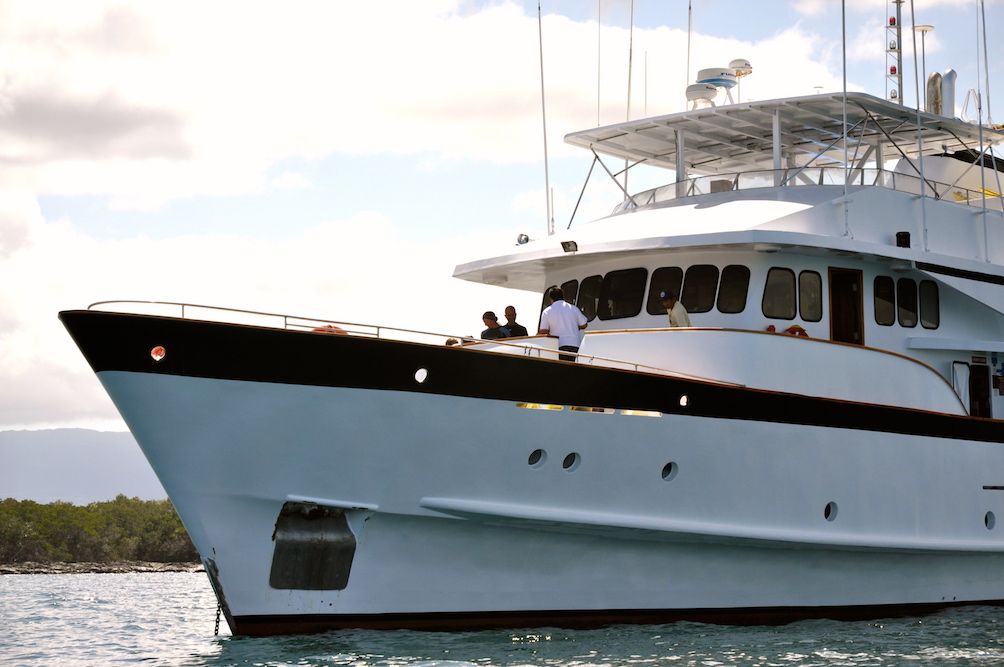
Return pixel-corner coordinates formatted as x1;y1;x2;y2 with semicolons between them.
1;561;203;575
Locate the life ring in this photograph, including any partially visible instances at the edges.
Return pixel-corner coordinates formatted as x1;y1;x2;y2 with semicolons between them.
783;324;809;337
312;324;347;335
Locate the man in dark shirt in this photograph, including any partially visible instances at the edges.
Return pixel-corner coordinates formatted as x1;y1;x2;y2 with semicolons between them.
503;305;528;337
480;311;509;340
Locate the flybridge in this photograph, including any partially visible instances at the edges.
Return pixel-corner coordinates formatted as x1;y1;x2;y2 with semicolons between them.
564;92;1004;177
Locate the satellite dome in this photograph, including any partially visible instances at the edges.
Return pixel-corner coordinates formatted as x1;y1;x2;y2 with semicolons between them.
729;59;752;77
686;83;718;102
697;67;737;89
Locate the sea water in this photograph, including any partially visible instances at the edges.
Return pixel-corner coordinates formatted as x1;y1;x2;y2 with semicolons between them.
2;572;1004;666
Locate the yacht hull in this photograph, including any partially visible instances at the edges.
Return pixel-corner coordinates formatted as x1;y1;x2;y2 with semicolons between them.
60;310;1004;635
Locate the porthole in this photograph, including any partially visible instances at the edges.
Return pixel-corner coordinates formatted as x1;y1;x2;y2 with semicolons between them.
414;368;428;383
661;462;678;481
562;453;581;471
679;395;689;407
986;511;996;530
528;449;546;468
150;345;166;362
824;501;838;521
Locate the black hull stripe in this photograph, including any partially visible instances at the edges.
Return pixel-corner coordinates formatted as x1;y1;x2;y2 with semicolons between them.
917;261;1004;286
231;601;1004;635
58;310;1004;443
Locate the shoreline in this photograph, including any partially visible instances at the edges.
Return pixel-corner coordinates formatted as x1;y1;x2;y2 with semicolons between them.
1;561;203;575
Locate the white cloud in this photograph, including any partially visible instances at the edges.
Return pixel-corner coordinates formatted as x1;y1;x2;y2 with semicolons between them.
270;171;312;191
0;1;849;209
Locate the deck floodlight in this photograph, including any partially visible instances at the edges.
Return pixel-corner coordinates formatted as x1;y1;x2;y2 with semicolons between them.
517;233;530;245
560;240;578;253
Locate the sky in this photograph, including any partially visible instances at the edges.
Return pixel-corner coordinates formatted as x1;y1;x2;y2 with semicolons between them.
0;0;1001;431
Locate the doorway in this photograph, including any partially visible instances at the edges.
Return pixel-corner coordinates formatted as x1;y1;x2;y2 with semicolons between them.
829;268;864;345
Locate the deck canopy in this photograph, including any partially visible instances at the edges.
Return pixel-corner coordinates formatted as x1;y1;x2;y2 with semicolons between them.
564;92;1004;176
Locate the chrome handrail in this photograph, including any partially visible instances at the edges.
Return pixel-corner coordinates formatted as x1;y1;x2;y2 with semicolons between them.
611;166;1001;214
85;300;738;386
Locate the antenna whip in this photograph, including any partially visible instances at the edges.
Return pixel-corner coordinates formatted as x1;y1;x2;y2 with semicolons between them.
537;1;553;235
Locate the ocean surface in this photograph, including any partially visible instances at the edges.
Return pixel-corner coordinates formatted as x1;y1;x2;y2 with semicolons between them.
3;573;1004;666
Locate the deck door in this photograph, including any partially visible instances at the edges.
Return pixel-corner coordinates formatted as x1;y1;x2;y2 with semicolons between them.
828;268;864;345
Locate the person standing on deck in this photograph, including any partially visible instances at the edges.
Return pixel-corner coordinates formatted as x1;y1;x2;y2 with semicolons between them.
502;306;529;338
538;287;587;361
659;289;692;327
480;311;509;340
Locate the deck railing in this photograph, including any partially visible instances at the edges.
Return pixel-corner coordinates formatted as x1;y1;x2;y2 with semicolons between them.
612;166;1002;214
86;300;735;385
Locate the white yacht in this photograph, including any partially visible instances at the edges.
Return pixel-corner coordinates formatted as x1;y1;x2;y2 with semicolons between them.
60;91;1004;635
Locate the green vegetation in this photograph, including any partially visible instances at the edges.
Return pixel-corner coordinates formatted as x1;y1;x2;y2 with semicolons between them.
0;496;198;563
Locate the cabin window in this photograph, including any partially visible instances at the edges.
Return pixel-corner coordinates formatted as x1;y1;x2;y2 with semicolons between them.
578;275;602;321
717;265;750;314
560;279;579;306
647;266;684;315
762;268;796;320
681;265;719;314
598;268;648;320
897;278;918;328
874;276;895;326
798;271;822;322
920;280;940;329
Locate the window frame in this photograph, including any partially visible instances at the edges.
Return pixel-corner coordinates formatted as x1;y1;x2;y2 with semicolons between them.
597;267;648;321
681;264;720;314
797;270;823;322
716;265;751;314
761;267;797;320
897;277;918;328
919;279;940;330
646;266;684;315
873;276;896;326
577;274;603;322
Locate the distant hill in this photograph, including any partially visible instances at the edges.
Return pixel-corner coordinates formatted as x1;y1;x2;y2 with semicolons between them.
0;429;165;504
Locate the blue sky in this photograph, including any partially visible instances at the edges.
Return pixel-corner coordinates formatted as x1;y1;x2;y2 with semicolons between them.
0;0;1001;430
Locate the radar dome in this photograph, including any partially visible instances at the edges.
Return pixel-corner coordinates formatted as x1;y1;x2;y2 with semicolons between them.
697;67;737;89
729;59;752;77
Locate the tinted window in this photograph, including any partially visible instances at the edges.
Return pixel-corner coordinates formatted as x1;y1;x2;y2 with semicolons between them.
540;285;555;315
799;271;822;322
920;280;939;329
578;275;602;321
681;265;719;313
560;280;579;306
717;265;750;314
897;278;918;327
762;268;796;319
598;268;648;320
647;267;684;315
874;276;895;325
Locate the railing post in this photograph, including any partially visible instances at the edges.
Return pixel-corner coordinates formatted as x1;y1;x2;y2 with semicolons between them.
675;130;687;199
772;110;783;187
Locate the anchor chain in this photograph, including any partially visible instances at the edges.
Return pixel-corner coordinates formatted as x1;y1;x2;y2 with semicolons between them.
214;602;222;636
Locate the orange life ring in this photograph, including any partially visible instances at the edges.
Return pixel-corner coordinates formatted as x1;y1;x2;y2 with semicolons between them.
312;324;347;335
783;324;809;337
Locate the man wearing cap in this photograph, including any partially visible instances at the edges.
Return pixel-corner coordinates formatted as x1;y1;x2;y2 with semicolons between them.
538;286;588;361
659;289;692;327
480;311;510;340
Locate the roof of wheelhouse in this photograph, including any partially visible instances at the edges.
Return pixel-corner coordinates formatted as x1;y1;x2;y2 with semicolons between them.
564;92;1004;175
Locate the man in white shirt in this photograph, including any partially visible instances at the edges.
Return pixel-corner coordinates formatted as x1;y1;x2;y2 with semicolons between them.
658;289;692;327
538;286;588;361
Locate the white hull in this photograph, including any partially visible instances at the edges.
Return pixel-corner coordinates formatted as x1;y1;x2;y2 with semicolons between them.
98;368;1004;632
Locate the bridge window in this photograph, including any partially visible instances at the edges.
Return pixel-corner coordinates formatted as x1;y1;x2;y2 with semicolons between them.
762;268;796;320
874;276;895;326
578;275;602;321
598;268;648;320
560;279;579;306
799;271;822;322
682;265;719;314
647;266;684;315
897;278;918;328
717;265;750;314
920;280;940;329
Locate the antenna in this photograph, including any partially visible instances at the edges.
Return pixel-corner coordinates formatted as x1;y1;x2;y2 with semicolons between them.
685;1;693;107
537;2;553;236
625;0;634;192
596;0;601;126
842;0;850;237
